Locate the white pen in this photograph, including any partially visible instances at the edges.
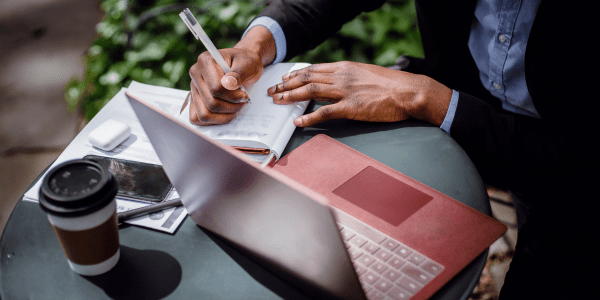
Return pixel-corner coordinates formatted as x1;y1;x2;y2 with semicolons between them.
179;8;250;102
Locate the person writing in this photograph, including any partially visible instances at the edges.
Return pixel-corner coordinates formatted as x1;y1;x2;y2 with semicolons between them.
187;0;597;299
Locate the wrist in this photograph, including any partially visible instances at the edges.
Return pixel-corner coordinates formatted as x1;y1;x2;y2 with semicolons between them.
234;26;276;66
408;75;452;126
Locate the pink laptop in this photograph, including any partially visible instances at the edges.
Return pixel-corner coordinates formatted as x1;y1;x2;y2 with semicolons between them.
126;92;506;300
271;134;507;299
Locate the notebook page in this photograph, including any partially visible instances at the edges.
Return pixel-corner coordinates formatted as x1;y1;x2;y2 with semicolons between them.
175;63;310;153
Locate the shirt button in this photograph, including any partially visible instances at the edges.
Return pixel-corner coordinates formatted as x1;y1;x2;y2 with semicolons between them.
493;82;501;89
498;34;507;43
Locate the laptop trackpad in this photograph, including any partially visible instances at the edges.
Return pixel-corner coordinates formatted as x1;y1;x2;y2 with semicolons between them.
332;166;433;226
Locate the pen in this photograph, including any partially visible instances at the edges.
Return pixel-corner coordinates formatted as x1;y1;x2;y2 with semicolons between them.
117;198;183;224
179;8;250;101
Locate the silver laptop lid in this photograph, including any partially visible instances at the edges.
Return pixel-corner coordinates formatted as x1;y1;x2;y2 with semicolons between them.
126;92;365;299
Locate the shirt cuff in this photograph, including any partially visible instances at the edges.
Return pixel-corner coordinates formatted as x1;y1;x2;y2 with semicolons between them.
242;16;287;65
440;90;459;135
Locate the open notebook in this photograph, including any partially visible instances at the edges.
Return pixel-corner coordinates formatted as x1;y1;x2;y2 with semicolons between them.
127;93;507;300
176;62;311;162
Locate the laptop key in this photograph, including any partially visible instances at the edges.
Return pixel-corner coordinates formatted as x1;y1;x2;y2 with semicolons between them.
374;279;393;293
366;289;386;300
361;271;381;285
340;228;356;241
395;245;413;258
382;269;402;282
401;264;432;285
362;241;381;255
397;276;422;294
370;261;389;274
381;239;400;251
387;287;411;300
354;264;367;275
407;252;425;266
343;239;352;248
350;234;368;248
388;256;406;269
358;253;376;267
374;248;393;262
347;245;363;260
421;260;444;276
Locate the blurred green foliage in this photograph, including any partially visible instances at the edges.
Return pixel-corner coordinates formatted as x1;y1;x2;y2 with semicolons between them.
66;0;422;121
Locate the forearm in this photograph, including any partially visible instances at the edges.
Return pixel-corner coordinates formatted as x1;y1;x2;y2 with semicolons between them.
234;26;277;66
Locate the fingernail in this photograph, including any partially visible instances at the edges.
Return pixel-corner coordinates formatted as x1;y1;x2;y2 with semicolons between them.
222;76;237;89
267;86;276;94
283;73;290;80
274;93;282;101
293;117;303;126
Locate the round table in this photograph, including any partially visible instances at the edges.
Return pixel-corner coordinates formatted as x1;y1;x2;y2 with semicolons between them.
0;102;490;300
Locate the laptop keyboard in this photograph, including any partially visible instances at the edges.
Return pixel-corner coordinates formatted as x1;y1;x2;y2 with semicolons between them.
333;208;444;300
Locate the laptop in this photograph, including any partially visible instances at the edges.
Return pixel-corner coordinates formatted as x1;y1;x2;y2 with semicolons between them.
126;92;506;300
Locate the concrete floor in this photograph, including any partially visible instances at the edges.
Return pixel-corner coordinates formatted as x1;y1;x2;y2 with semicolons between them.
0;0;101;232
0;0;518;298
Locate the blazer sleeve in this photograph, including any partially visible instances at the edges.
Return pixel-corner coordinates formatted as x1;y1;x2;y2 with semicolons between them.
255;0;386;61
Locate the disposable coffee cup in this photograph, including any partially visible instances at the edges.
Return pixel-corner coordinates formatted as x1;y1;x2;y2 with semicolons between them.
39;159;120;276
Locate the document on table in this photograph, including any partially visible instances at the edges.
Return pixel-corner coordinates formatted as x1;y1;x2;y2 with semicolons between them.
23;83;190;233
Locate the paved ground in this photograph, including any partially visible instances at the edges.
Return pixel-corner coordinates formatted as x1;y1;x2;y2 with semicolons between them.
0;0;518;298
0;0;101;235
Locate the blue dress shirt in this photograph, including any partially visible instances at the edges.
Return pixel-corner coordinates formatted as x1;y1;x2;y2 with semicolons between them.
245;0;542;134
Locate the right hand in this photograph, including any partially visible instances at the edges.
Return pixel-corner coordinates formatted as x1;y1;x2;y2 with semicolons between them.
188;48;263;125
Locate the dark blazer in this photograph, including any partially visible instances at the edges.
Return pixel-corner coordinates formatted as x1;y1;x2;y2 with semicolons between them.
258;0;596;211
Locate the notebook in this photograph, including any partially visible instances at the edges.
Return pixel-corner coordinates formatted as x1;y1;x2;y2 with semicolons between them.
176;62;311;162
126;93;507;300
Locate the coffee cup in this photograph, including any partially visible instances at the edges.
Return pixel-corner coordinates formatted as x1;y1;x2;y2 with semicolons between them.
39;159;120;276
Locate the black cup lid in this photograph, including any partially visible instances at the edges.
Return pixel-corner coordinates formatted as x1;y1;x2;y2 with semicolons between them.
39;159;118;217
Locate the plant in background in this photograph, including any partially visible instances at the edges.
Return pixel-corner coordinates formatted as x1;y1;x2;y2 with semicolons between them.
65;0;422;122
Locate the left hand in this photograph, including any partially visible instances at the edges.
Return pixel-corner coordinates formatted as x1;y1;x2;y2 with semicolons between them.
266;61;452;127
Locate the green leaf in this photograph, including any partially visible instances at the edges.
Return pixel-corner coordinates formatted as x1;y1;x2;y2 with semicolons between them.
145;76;173;88
96;21;118;38
375;48;399;66
84;52;108;81
218;2;240;22
99;61;132;85
130;66;154;82
339;18;369;41
133;39;169;61
64;77;84;112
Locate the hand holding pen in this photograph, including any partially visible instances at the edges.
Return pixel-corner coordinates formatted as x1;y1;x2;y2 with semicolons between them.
118;11;279;223
180;8;264;126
